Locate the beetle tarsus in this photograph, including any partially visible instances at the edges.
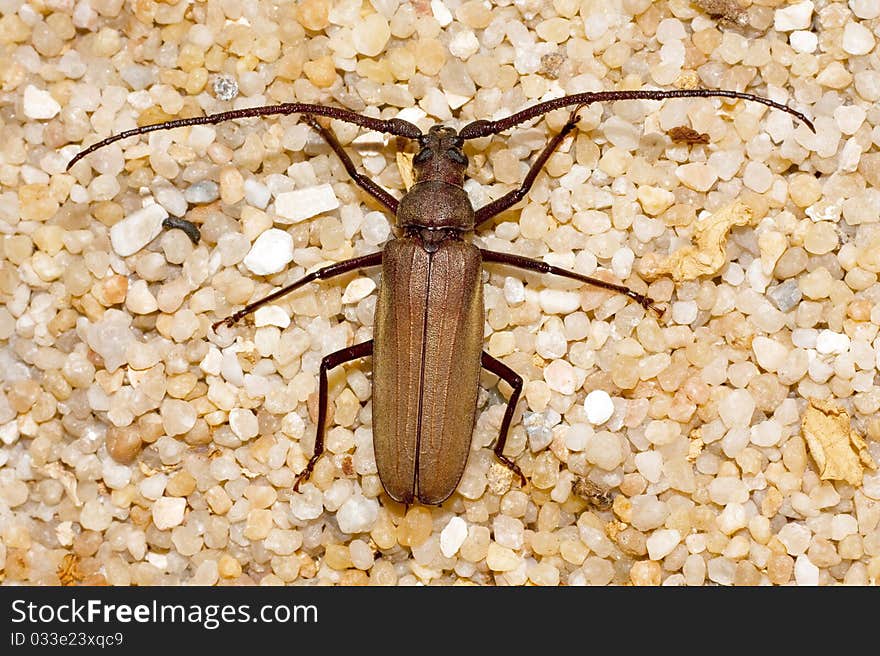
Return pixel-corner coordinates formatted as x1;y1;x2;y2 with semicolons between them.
293;459;319;492
211;311;244;331
567;103;588;127
627;290;661;314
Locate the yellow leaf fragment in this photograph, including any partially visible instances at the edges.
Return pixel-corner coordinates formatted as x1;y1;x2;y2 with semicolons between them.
642;201;754;282
58;553;83;586
396;151;415;190
758;230;787;275
604;520;627;542
801;398;876;486
240;465;261;479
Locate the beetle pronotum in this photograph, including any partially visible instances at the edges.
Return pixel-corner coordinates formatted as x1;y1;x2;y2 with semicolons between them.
69;89;813;505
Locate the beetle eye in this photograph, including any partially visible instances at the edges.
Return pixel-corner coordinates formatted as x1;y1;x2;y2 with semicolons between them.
413;149;432;165
446;148;467;165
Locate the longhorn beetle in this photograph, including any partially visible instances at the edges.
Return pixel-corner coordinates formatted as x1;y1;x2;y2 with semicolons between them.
68;89;814;504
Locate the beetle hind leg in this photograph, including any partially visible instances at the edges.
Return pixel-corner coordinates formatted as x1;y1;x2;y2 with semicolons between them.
213;252;382;331
481;352;527;486
294;340;374;492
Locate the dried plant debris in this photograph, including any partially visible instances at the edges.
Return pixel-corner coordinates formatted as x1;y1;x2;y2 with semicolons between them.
687;429;705;462
573;478;613;510
396;151;415;190
539;52;565;79
801;398;877;487
642;201;754;282
667;126;710;144
693;0;748;27
57;554;84;586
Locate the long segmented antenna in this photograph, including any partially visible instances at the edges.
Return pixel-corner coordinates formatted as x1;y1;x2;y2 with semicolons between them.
459;89;815;139
66;88;814;170
65;102;423;170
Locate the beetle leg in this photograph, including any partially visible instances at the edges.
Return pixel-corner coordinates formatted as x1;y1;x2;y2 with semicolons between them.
480;249;661;315
480;352;527;486
473;106;584;228
294;340;374;492
303;115;400;214
213;251;382;330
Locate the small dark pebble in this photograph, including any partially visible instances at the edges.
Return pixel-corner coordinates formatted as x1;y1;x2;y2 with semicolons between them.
162;217;201;244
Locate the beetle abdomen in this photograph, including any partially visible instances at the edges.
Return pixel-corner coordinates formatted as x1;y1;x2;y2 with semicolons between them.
373;236;483;504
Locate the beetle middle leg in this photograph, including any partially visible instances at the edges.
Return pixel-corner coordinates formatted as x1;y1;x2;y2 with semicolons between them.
294;340;374;491
212;251;382;329
481;352;527;486
481;249;660;314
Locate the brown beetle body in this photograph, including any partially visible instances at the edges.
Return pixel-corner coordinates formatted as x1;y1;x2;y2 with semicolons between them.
69;89;813;507
373;127;482;504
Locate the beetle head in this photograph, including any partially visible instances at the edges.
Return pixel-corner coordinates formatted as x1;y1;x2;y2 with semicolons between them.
412;126;468;185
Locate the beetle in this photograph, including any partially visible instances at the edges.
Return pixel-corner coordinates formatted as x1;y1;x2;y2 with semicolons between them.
68;89;813;504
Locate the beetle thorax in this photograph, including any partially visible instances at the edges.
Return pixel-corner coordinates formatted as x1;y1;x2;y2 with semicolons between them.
395;125;475;234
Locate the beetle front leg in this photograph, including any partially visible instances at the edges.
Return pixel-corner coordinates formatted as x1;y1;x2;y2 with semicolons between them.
481;352;527;486
473;105;585;228
294;340;374;492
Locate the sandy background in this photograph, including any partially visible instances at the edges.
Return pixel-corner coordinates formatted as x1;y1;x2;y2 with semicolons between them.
1;0;879;585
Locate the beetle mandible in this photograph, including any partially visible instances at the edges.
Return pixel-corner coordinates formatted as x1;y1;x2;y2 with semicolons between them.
68;89;814;504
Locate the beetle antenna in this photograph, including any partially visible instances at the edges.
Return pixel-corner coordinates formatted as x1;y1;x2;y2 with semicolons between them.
65;102;423;170
458;88;815;139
